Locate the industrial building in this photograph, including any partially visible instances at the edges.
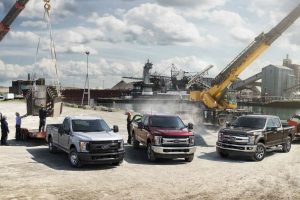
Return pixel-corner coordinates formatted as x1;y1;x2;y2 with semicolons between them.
9;75;45;95
283;55;300;85
261;65;295;98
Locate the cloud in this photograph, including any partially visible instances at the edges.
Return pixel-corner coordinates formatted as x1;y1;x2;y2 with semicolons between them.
0;2;3;11
6;31;40;45
20;20;47;29
55;44;98;55
88;3;217;46
229;27;256;43
156;0;226;10
0;60;34;85
207;10;244;27
248;0;300;19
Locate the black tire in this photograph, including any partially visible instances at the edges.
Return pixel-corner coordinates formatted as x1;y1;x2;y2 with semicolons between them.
218;151;229;158
112;159;123;166
282;136;292;153
48;137;57;153
252;143;266;161
69;148;82;168
147;143;156;162
184;154;194;162
132;133;139;149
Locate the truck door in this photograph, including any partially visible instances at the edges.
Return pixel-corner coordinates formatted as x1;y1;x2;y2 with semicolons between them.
137;116;149;144
265;119;277;146
141;116;150;144
135;116;144;141
59;118;70;151
51;125;59;145
272;118;284;145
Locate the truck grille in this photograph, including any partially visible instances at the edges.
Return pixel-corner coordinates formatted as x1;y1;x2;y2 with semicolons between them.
222;134;248;145
162;137;190;147
89;141;119;153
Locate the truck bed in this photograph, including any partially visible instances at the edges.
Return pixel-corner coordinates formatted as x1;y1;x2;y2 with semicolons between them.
47;124;62;129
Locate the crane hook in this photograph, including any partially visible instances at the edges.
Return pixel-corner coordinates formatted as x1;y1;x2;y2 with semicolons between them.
44;0;51;12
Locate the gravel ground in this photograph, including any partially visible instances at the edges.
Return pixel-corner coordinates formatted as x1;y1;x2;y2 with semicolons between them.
0;101;300;200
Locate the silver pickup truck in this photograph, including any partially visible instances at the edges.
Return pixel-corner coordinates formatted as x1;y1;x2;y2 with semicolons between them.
46;116;124;167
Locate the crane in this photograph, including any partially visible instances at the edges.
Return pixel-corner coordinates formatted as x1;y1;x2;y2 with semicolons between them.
186;65;213;89
190;3;300;111
0;0;30;41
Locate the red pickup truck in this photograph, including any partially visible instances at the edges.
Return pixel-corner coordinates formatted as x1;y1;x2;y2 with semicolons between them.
130;114;196;162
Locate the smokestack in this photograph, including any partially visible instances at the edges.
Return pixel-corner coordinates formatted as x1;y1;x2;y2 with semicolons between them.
28;73;30;80
283;54;292;68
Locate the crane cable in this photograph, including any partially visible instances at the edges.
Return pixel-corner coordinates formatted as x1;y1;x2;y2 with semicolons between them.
44;0;61;95
34;0;60;95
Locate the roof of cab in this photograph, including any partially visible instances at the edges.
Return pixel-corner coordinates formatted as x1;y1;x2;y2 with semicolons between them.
241;115;279;119
143;113;179;117
68;116;103;120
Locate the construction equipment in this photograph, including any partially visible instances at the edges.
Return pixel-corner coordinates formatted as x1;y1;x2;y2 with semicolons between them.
186;65;213;89
0;0;30;41
1;0;63;117
190;3;300;124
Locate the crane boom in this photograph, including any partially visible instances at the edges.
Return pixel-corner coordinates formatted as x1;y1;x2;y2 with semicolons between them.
0;0;30;41
190;3;300;109
186;65;213;89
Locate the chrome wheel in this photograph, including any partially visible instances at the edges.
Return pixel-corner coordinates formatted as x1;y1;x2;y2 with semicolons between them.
70;152;78;166
253;143;266;161
256;146;265;159
49;141;53;151
48;138;56;153
283;137;291;153
286;138;291;151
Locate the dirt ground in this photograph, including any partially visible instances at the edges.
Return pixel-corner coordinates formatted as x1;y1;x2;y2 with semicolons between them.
0;101;300;200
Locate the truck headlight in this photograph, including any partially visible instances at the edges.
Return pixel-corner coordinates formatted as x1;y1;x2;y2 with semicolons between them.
79;141;89;152
118;140;124;150
189;136;195;145
248;136;255;145
154;136;162;146
218;132;223;141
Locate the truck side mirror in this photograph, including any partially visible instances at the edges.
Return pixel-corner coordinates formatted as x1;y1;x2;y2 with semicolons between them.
64;128;70;134
113;125;119;133
138;122;144;129
188;123;193;130
58;126;63;134
226;122;231;128
267;127;277;131
271;127;277;131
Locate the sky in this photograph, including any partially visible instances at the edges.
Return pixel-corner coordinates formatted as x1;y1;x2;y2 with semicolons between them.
0;0;300;89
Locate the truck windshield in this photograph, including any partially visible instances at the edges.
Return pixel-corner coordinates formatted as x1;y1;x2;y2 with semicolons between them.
149;116;185;129
72;119;110;132
232;117;266;129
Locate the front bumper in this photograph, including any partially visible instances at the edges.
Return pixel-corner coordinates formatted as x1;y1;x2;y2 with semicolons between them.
216;142;257;153
151;146;196;158
78;150;125;164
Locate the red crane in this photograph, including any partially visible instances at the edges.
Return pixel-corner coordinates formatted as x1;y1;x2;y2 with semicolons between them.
0;0;30;41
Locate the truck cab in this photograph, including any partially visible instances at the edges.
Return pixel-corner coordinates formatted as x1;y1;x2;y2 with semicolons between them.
131;114;196;162
46;116;124;167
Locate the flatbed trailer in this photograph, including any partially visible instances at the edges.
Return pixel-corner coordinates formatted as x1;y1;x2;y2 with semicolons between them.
20;128;46;141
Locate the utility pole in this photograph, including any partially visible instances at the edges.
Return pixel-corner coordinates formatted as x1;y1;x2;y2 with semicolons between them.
81;51;90;106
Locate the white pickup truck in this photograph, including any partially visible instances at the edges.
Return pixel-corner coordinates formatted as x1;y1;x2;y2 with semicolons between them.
46;116;124;167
